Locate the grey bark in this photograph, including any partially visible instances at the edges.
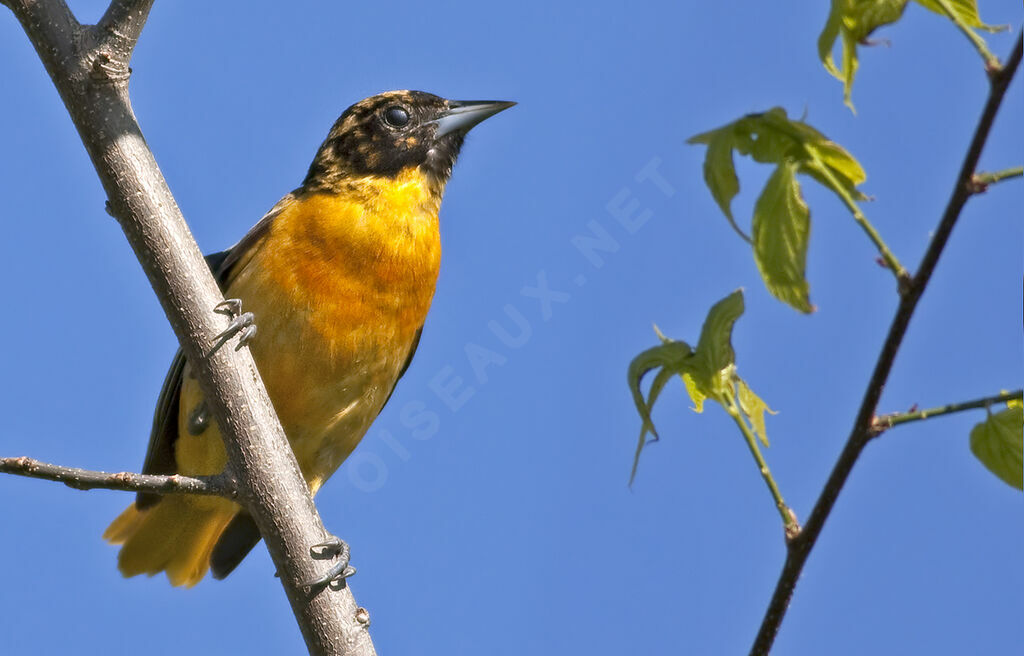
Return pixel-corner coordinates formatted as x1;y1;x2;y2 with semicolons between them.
1;1;377;653
0;456;237;497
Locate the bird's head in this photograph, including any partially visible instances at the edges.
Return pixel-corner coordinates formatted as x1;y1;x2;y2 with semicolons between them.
304;90;514;191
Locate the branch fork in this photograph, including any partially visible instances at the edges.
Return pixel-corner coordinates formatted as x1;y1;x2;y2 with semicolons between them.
749;32;1023;656
1;1;376;654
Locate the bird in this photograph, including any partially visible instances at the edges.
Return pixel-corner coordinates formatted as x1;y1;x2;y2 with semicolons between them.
103;90;514;587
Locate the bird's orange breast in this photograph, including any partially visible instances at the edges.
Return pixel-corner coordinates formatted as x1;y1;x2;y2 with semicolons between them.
236;167;443;355
191;166;444;483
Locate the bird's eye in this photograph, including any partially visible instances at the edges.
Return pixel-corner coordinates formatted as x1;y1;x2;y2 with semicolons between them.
383;106;410;128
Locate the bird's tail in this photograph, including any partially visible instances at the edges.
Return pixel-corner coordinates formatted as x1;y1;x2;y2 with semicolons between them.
103;495;239;587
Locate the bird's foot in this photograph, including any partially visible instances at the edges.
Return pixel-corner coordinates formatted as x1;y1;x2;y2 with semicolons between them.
305;534;356;590
211;299;257;353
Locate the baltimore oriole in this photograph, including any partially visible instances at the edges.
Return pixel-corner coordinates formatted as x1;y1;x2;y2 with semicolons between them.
103;90;514;586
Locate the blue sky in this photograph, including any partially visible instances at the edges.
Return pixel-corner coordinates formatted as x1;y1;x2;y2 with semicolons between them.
0;1;1020;654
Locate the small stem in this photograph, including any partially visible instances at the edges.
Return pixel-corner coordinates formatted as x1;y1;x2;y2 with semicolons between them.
726;215;753;244
933;0;1000;72
809;156;911;290
873;389;1022;434
0;455;236;497
846;200;910;290
724;393;799;537
971;166;1023;192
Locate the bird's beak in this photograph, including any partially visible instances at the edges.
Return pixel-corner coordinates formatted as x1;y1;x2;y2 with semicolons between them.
433;100;516;137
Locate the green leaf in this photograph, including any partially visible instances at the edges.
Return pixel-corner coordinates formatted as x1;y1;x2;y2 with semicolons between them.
913;0;1007;32
626;292;744;482
643;368;677;434
737;380;776;447
628;367;677;484
682;372;706;413
689;108;869;312
627;339;695;484
839;30;860;112
626;291;779;484
818;0;910;111
969;403;1023;490
818;3;844;79
752;161;814;313
801;149;869;203
846;0;912;40
741;109;802;163
807;138;866;186
627;341;694;439
690;290;745;399
687;125;751;241
742;109;869;201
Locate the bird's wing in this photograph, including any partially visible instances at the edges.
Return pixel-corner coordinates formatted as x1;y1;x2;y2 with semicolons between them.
138;190;426;576
208;324;426;577
135;195;294;508
378;326;423;412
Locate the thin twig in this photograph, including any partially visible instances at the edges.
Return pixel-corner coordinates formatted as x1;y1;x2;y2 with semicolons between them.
971;166;1023;192
872;389;1023;434
0;456;236;497
933;0;1001;72
724;393;799;537
749;31;1023;656
813;160;910;290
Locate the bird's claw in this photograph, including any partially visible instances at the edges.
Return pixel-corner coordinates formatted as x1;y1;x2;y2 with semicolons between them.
214;298;244;317
211;298;257;353
304;535;356;590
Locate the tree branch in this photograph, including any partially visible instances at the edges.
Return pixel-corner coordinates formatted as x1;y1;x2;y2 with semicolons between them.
933;0;1001;72
971;166;1023;192
749;31;1023;656
92;0;152;76
724;392;799;537
0;456;236;497
812;161;910;289
872;389;1023;433
2;2;376;654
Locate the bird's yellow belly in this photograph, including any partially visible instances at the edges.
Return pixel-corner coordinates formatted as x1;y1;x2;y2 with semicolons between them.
175;289;412;495
241;267;416;486
174;185;441;495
